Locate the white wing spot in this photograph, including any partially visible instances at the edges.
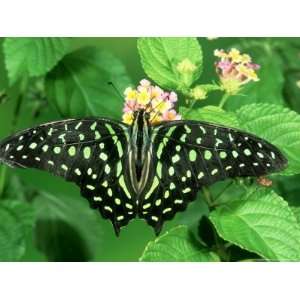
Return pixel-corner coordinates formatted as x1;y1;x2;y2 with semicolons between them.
42;145;49;152
257;152;264;158
75;168;81;176
100;152;108;161
155;199;162;206
115;198;121;205
172;154;180;163
198;172;204;179
168;166;175;176
105;164;111;174
17;145;24;151
75;122;82;130
232;150;238;158
86;184;95;190
244;149;251;156
29;143;37;149
183;188;191;193
53;146;61;154
174;199;183;204
104;206;113;213
93;196;102;202
143;203;151;209
61;164;68;171
107;188;113;197
163;208;172;214
211;168;218;175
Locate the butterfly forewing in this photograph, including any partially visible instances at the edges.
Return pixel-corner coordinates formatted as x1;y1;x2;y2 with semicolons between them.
139;120;287;234
0;118;136;234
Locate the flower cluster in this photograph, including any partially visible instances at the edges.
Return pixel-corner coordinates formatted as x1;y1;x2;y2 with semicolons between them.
122;79;181;125
214;48;260;94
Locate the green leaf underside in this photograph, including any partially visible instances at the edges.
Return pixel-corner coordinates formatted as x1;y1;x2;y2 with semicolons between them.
0;200;35;261
237;103;300;176
180;106;239;128
4;38;70;85
139;225;219;262
45;47;132;118
138;37;202;90
210;188;300;261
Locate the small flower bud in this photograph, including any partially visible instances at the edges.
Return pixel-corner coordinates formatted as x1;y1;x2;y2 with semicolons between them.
190;86;207;100
176;58;197;74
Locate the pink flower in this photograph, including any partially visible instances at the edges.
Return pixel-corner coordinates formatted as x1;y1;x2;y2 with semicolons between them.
122;79;181;125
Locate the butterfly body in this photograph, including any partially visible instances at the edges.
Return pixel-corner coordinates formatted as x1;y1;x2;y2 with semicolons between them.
0;110;287;235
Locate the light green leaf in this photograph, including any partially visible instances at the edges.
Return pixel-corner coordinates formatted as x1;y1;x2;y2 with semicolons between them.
237;103;300;175
0;199;35;261
45;47;131;118
180;105;239;128
210;188;300;261
3;38;70;85
138;37;202;90
291;207;300;224
139;225;219;262
33;191;104;261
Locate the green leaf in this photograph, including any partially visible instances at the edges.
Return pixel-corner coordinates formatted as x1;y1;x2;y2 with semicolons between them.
139;225;219;262
291;206;300;224
210;188;300;261
0;199;35;261
3;38;70;85
180;105;239;128
33;191;104;261
137;37;202;90
45;47;132;118
237;103;300;176
227;51;284;110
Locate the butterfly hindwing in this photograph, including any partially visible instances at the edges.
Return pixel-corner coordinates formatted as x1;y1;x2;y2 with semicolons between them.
0;118;136;234
139;120;287;234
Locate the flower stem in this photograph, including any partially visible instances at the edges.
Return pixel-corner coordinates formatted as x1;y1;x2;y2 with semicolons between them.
218;93;230;108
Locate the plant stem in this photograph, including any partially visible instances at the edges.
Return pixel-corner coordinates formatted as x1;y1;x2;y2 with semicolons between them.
218;93;230;108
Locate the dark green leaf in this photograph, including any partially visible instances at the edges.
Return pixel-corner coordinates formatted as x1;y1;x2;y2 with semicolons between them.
45;47;132;118
0;199;35;261
33;191;104;261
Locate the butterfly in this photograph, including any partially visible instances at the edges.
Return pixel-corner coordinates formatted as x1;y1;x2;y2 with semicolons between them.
0;109;287;235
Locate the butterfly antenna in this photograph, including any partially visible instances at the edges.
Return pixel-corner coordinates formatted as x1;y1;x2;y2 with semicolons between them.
108;81;124;100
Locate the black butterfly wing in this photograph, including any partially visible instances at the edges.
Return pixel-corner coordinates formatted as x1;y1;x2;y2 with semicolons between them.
0;118;136;234
140;120;288;234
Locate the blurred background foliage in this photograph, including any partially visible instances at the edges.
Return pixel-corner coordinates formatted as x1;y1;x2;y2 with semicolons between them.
0;37;300;261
